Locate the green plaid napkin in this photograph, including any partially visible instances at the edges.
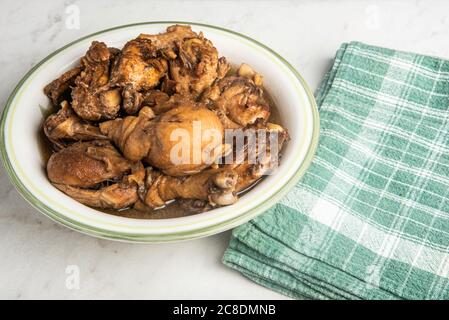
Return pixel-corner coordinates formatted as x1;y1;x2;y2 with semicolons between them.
223;42;449;300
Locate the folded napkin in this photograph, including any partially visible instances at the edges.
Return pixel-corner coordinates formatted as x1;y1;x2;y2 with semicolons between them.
223;42;449;300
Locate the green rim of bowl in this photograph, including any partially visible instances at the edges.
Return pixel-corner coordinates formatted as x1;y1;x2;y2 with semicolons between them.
0;21;320;243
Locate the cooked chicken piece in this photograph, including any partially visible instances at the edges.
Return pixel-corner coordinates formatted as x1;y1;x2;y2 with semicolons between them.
100;103;226;176
54;182;138;210
112;25;229;114
143;91;199;115
44;101;107;149
99;107;155;162
137;25;197;52
115;26;201;114
225;123;289;192
121;87;192;116
170;36;230;96
54;161;145;210
147;104;225;175
202;74;270;129
72;86;121;121
121;84;143;115
47;140;132;187
140;90;171;114
124;89;198;116
71;41;122;121
160;74;178;96
110;37;168;90
110;38;168;115
135;167;238;209
44;66;82;106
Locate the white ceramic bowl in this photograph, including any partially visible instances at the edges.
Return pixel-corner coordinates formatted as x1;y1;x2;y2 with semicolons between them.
0;22;319;242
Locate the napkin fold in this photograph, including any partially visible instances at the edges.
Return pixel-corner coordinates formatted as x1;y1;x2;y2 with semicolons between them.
223;42;449;300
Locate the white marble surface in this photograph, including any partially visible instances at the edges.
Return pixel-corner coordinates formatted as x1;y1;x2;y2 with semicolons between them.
1;0;449;299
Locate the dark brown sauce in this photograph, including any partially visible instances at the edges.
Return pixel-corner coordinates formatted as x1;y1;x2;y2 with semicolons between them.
40;67;283;220
102;201;200;219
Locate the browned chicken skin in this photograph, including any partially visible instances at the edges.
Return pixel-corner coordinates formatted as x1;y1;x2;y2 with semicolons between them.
42;25;288;213
44;101;107;149
110;38;168;92
44;66;82;106
54;160;144;210
141;91;197;115
137;25;197;51
71;42;122;121
146;103;225;176
140;90;171;114
113;25;230;115
225;123;289;193
99;107;156;162
109;27;197;114
54;182;138;210
202;65;270;129
47;140;132;187
170;36;230;96
100;103;226;176
136;167;238;209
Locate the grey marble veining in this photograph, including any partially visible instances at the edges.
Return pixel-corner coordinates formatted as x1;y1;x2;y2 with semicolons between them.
1;0;449;299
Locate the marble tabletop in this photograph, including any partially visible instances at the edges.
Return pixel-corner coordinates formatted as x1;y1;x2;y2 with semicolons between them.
1;0;449;299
